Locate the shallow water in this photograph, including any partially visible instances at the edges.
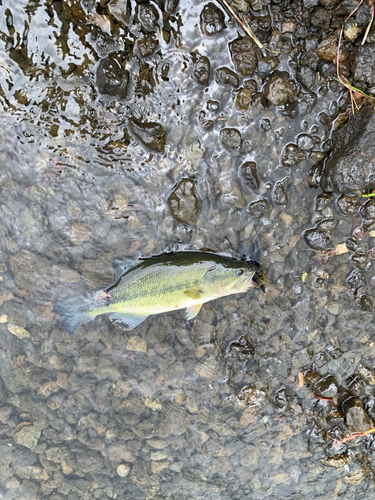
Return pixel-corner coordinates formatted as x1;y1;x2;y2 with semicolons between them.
1;0;375;498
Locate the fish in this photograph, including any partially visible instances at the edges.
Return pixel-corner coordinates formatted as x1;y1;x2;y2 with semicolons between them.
54;251;266;334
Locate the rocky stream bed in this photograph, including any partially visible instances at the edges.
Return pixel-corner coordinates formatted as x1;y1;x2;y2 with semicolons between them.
1;0;375;498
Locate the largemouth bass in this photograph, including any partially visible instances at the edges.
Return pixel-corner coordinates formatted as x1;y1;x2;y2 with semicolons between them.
55;251;266;333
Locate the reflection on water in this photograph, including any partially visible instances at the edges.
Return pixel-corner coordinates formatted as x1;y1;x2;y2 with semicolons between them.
0;0;375;498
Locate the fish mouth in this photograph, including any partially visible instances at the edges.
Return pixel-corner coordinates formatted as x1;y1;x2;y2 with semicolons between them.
246;269;267;291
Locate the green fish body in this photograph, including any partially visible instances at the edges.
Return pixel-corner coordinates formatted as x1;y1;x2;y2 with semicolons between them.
55;251;266;333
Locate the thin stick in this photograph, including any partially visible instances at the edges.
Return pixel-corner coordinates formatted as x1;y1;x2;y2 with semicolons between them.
362;0;374;45
217;0;264;49
227;94;237;123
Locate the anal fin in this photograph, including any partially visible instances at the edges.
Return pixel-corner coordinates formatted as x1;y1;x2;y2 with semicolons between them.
109;312;148;330
186;304;202;320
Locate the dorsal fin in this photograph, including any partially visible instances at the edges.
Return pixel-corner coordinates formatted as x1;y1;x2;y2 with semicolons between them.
114;257;141;280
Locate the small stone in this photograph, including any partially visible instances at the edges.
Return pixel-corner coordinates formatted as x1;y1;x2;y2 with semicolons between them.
138;3;159;31
343;397;374;433
357;295;373;311
71;222;94;245
239;161;259;190
117;463;131;477
346;269;366;292
126;336;147;352
344;18;360;42
231;0;250;12
281;144;306;166
0;291;14;306
37;381;60;398
195;357;218;379
315;192;334;211
129;118;165;152
61;458;73;475
200;2;225;36
297;134;314;151
137;35;159;57
151;460;170;473
14;425;41;450
146;438;169;449
317;35;339;62
8;323;30;339
273;178;288;205
313;375;339;398
215;67;239;87
236;88;252;110
247;198;271;219
220;128;242;150
264;74;298;106
168;179;199;225
337;194;360;215
230;36;259;76
304;228;331;250
10;250;50;291
192;53;210;86
357;365;375;385
97;53;129;98
150;451;168;460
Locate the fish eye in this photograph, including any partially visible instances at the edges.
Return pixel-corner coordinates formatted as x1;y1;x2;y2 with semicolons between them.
237;269;244;276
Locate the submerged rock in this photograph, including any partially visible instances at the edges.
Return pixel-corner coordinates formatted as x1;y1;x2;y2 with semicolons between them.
239;161;259;190
138;3;159;32
200;3;225;36
346;269;366;293
192;53;210;86
337;193;360;215
220;128;242;150
137;35;159;57
96;53;129;98
168;179;199;224
129;118;165;152
215;67;239;87
10;250;50;291
281;143;306;166
313;375;339;398
304;228;331;250
273;178;288;205
342;397;374;433
361;199;375;231
247;198;271;218
320;108;375;193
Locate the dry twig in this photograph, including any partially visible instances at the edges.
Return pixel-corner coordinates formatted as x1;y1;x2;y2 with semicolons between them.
217;0;264;49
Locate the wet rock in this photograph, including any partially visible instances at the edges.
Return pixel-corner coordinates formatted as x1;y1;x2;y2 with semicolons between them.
304;228;331;250
247;198;271;219
168;179;199;224
358;365;375;385
257;56;279;80
97;53;129;99
127;336;147;352
313;375;339;398
192;53;210;86
274;385;292;410
227;335;254;362
236;88;253;110
353;44;375;87
350;251;367;270
311;7;332;29
346;269;366;293
232;0;250;12
296;66;318;91
264;73;298;106
71;222;93;245
10;250;50;291
137;35;159;57
220;128;242;150
272;177;288;205
297;134;314;151
165;0;179;12
337;194;360;215
129;118;165;152
200;3;225;36
8;323;30;339
281;144;306;166
215;66;239;87
236;385;266;408
299;92;318;114
347;376;365;397
344;17;360;41
230;36;259;76
317;35;338;62
239;161;259;190
361;199;375;231
138;3;159;32
304;370;321;386
357;294;373;311
342;397;374;433
320;108;375;193
315;192;334;211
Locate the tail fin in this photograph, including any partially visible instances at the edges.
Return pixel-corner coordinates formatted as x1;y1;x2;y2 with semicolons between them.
54;295;96;334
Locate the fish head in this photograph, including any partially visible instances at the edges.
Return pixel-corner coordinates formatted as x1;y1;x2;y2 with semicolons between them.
211;260;266;295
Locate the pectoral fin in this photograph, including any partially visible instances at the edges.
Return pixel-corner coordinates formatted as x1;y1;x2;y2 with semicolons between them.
109;312;148;330
186;304;202;320
184;289;202;300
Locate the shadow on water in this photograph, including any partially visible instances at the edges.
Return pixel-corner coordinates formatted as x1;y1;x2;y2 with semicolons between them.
0;0;375;498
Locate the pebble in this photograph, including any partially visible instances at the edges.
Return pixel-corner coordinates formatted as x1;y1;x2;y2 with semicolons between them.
7;323;30;339
117;463;131;477
71;222;94;245
126;336;148;352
